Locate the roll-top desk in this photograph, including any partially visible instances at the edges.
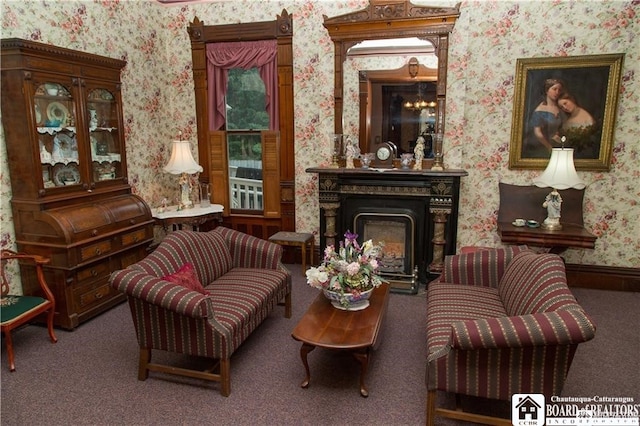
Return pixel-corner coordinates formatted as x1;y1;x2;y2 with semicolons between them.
1;39;154;329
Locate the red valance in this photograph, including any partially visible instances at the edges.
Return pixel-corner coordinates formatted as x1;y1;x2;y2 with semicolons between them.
206;40;278;131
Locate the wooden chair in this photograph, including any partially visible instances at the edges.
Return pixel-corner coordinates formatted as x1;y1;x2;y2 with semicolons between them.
1;250;57;371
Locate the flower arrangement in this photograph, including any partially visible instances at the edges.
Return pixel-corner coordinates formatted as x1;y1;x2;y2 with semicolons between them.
306;231;385;307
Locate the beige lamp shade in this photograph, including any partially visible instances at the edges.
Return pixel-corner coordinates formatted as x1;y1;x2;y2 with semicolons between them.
533;148;585;190
163;140;203;175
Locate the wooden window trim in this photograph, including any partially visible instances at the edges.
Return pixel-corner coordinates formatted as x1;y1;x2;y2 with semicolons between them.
188;11;294;230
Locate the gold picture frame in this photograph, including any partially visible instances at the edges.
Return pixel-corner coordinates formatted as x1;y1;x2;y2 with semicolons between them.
509;54;624;171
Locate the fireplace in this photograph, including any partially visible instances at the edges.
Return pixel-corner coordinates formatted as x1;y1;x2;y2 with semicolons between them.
347;199;424;292
307;167;467;293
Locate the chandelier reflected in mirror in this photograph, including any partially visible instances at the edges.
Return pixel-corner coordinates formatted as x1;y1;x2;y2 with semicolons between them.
403;82;436;112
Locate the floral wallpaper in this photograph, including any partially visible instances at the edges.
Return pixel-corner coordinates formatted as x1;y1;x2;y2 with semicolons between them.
1;0;638;293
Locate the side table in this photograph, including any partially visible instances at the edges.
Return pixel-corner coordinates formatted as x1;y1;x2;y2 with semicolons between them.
498;222;596;254
268;231;314;276
152;204;224;232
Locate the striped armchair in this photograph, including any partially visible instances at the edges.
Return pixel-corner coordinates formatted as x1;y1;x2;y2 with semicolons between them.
110;227;291;396
426;246;596;425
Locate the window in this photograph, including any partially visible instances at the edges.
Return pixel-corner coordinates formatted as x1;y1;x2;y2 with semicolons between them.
189;12;294;234
226;68;267;211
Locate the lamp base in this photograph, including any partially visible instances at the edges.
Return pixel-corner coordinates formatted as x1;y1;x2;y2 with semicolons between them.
178;172;194;210
178;201;194;210
542;217;562;230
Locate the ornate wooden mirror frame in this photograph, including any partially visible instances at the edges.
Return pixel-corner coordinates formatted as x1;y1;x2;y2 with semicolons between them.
323;0;460;163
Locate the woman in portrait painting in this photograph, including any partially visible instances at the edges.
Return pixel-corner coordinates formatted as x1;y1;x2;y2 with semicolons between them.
523;78;565;158
558;92;599;159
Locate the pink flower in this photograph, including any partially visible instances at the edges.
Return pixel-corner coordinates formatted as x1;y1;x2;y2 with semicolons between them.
346;262;360;276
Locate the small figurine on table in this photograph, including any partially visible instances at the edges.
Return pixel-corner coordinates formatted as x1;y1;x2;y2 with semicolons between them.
542;189;563;229
157;198;169;213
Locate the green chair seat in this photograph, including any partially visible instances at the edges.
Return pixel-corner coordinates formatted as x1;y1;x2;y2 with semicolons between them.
1;295;49;325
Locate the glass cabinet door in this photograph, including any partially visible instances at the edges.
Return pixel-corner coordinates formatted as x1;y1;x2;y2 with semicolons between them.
86;86;123;183
34;81;81;189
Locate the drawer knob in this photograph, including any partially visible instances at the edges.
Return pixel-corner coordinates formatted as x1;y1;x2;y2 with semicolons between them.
95;292;103;299
92;229;98;236
95;248;102;255
91;269;98;277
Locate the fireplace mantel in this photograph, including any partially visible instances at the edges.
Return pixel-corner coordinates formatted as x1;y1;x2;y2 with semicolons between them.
307;167;468;292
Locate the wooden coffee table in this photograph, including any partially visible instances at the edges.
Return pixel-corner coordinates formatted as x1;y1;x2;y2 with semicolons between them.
291;283;390;397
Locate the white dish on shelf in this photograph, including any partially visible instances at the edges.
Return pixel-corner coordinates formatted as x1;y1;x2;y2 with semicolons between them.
52;133;78;162
53;163;80;186
46;101;69;124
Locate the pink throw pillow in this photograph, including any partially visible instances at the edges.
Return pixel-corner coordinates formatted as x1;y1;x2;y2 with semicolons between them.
162;263;207;295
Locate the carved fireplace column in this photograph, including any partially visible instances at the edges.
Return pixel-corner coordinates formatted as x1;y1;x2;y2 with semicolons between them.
316;174;341;248
320;202;341;248
428;207;451;273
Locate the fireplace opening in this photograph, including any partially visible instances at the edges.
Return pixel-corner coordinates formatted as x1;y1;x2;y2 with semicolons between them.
354;211;418;293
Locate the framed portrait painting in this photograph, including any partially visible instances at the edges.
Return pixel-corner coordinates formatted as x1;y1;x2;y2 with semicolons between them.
508;54;624;171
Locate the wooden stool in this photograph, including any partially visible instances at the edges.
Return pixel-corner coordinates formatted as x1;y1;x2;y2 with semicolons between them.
268;232;314;276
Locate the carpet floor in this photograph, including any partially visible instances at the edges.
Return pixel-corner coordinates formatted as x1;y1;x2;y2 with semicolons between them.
1;265;638;425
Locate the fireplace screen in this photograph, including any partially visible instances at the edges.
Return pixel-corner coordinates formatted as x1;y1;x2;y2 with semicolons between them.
354;212;416;291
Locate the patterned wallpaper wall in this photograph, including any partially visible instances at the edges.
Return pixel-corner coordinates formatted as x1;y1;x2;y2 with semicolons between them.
1;1;638;293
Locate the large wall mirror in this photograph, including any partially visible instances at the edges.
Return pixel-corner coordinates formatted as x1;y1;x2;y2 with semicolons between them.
323;0;459;166
357;58;438;159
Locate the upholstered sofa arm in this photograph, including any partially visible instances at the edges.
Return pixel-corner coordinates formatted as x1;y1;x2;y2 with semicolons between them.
110;269;210;319
438;245;529;288
213;227;282;269
450;309;596;350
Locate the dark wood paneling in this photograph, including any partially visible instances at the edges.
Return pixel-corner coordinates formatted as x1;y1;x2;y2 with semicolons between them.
566;263;640;292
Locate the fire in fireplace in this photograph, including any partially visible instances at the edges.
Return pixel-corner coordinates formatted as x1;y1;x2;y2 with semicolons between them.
353;210;418;293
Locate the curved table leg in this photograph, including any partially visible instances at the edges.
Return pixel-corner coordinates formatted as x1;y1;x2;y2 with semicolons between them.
299;343;315;389
352;350;370;397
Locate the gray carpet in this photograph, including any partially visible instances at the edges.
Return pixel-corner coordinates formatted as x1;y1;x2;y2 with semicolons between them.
1;266;638;425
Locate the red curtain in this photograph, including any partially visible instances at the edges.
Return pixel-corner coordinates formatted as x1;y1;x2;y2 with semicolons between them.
206;40;278;131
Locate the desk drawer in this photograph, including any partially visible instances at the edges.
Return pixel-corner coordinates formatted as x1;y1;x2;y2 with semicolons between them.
121;229;147;247
76;261;110;283
74;279;113;311
79;240;112;261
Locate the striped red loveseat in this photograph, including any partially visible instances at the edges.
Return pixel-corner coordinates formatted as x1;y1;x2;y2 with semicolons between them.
110;227;291;396
426;246;596;425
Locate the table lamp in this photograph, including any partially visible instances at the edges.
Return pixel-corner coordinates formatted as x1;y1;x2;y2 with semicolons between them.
533;144;585;230
164;139;203;210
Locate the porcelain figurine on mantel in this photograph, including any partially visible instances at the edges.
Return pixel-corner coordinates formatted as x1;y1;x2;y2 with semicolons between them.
345;136;358;169
413;136;425;170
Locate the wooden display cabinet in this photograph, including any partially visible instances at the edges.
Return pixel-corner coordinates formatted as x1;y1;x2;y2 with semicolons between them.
1;38;154;329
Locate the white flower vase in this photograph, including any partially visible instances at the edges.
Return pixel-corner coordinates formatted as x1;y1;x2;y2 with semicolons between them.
323;287;373;311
